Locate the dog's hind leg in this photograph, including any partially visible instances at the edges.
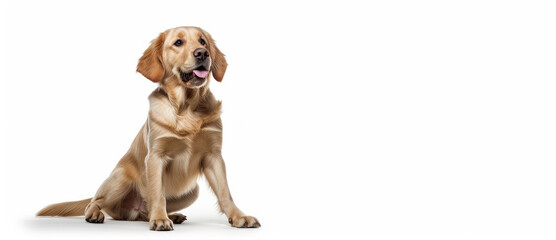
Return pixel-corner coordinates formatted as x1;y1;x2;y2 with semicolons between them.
85;167;135;223
165;184;199;224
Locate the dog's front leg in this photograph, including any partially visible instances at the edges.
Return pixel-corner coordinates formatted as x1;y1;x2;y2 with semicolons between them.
202;152;261;228
145;152;173;231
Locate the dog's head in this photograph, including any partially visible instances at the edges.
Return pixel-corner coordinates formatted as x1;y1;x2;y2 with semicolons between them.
137;27;227;88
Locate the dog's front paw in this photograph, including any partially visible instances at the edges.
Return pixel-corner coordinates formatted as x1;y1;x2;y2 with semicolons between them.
149;218;174;231
228;215;261;228
84;203;104;223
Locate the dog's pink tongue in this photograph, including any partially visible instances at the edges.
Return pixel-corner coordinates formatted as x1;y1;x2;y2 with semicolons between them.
193;70;209;78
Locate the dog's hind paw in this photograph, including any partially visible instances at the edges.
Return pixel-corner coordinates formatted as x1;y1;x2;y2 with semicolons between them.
169;213;187;224
84;203;104;223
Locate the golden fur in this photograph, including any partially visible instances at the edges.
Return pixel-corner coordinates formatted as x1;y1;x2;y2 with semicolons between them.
37;26;260;231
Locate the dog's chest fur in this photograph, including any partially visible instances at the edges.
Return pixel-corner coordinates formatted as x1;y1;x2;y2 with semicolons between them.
148;87;221;137
145;87;222;197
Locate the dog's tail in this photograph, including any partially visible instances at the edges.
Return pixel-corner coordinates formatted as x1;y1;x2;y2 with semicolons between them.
37;198;92;216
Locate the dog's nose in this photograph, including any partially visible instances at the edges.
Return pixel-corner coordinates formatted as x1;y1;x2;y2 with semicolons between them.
193;48;209;61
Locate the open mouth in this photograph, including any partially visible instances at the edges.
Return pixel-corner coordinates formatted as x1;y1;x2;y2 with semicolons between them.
179;65;209;85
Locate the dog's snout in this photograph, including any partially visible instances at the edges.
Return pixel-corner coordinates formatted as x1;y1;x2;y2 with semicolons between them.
193;48;209;61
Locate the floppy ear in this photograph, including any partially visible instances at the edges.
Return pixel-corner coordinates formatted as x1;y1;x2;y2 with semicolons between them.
200;29;228;82
137;32;166;82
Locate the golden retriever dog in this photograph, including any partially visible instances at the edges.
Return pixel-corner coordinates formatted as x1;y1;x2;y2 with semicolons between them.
37;26;260;231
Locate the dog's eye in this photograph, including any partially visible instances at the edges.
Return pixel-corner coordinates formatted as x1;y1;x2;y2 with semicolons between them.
174;39;183;46
199;39;206;45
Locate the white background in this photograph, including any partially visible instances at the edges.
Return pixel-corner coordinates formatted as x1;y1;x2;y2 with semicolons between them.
1;0;556;239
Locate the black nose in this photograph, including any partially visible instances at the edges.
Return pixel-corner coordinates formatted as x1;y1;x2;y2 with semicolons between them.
193;48;209;61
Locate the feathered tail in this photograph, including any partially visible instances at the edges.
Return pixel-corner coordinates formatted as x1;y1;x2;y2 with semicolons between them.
37;198;92;216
